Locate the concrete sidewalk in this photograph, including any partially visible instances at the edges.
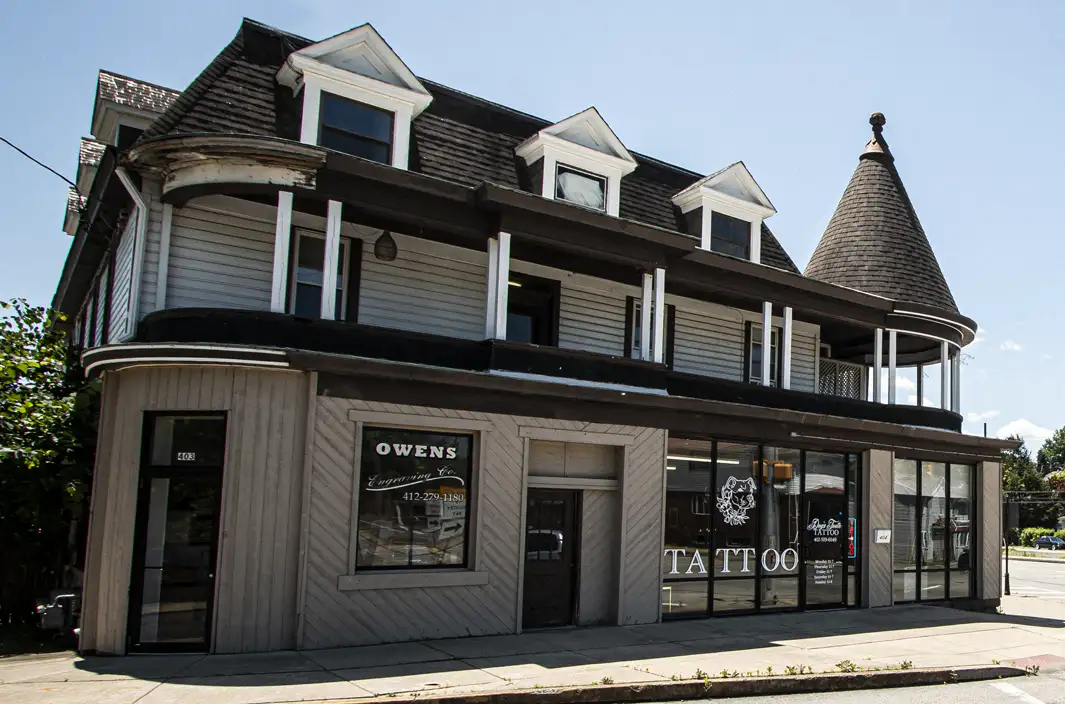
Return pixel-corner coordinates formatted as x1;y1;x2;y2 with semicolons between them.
3;600;1064;704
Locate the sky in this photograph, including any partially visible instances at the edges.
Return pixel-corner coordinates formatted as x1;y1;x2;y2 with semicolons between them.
1;1;1061;449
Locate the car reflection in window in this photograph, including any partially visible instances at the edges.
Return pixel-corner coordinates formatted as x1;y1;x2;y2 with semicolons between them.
526;529;563;561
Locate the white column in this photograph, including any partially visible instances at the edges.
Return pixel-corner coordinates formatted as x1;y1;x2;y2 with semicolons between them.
940;341;950;411
652;268;666;363
781;306;793;390
320;199;342;320
872;328;883;402
485;238;499;338
493;232;511;340
155;203;173;312
270;191;294;313
888;329;898;404
749;219;762;264
640;272;653;361
952;353;962;413
761;302;773;386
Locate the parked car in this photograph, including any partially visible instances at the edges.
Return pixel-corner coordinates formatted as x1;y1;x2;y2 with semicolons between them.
1033;535;1065;550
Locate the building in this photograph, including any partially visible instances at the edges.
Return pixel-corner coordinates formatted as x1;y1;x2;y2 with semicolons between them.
53;19;1013;655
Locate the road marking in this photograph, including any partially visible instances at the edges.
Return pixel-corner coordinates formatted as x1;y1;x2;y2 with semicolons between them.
990;681;1046;704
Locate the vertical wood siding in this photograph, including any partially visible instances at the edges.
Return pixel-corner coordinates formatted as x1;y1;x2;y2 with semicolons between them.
978;461;1001;600
578;490;619;625
165;202;276;311
108;216;137;341
357;234;487;340
558;284;626;357
300;398;664;648
80;366;309;654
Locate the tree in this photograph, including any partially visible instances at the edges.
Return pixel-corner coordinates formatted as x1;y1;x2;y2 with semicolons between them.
1002;434;1060;531
0;299;97;625
1037;428;1065;476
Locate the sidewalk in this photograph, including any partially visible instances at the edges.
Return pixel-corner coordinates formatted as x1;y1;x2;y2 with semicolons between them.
2;601;1064;704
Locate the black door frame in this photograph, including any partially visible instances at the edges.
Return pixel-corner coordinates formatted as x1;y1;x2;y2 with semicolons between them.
126;412;226;653
521;488;582;630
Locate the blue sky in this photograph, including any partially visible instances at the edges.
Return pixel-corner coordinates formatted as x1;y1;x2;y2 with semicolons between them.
1;1;1060;448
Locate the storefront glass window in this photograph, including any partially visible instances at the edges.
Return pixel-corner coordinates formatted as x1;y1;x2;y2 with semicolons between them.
356;427;473;569
921;462;947;570
662;438;713;615
713;443;759;579
893;460;919;572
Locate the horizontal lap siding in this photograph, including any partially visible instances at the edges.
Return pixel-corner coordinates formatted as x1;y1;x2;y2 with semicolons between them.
138;180;165;318
559;284;626;357
166;203;275;311
792;330;818;392
358;235;487;340
108;217;136;341
671;307;745;381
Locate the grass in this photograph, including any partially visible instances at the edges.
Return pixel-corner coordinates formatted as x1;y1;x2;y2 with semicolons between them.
1002;547;1065;560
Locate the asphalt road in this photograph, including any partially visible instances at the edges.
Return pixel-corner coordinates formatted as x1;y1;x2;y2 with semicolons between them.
1005;555;1065;601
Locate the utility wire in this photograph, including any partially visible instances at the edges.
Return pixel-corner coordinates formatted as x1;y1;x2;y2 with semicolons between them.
0;135;82;199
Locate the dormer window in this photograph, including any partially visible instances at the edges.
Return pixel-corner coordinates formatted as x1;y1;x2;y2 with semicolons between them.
555;164;606;211
710;212;751;259
319;93;394;165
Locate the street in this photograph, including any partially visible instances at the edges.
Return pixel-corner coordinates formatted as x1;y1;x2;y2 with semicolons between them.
1006;556;1065;601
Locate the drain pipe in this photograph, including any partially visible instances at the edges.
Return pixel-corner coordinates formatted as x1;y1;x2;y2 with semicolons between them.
114;168;147;337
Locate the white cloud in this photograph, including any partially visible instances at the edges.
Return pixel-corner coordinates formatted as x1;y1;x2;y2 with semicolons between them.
972;332;987;346
1000;340;1023;352
896;376;916;391
996;418;1052;448
1043;353;1053;360
967;410;1000;423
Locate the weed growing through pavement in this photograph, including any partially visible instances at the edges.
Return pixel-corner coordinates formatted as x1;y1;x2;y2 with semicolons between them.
693;668;708;680
900;660;913;670
1026;665;1041;676
836;660;859;673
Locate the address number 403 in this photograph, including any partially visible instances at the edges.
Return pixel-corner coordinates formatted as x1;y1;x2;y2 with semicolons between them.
176;452;196;461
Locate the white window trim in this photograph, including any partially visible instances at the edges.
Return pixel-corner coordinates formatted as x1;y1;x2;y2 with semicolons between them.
671;168;776;264
750;324;781;386
288;228;352;320
553;162;608;213
517;133;635;218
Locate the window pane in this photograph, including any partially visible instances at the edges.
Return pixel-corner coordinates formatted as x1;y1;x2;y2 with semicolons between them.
294;283;322;317
664;438;712;584
506;274;555;346
950;570;972;599
150;415;227;467
761;447;801;576
893;459;918;571
713;578;756;613
894;571;917;602
356;427;472;569
750;327;779;385
921;570;946;601
949;465;973;570
760;577;799;611
555;166;606;211
662;580;708;618
320;127;392;164
507;312;535;344
297;236;325;286
710;212;750;259
847;454;859;562
713;443;759;577
321;94;393;142
921;462;947;569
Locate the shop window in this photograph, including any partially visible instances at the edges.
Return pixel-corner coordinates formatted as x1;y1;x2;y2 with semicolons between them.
507;272;559;346
288;230;359;321
746;324;780;386
355;426;473;569
893;459;974;602
319;92;394;165
624;297;675;365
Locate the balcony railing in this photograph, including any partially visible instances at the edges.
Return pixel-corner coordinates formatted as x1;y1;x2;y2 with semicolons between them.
819;359;865;400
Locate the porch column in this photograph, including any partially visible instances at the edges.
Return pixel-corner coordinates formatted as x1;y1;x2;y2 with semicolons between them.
320;199;342;320
887;329;898;404
940;341;950;411
952;352;962;413
872;328;883;402
652;268;666;363
484;232;511;340
781;306;793;390
269;190;294;313
761;302;773;386
640;272;653;361
916;363;924;407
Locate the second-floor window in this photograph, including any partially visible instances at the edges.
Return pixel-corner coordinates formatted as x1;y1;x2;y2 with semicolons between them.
507;273;558;346
555;164;606;212
289;230;355;320
747;324;780;386
710;212;751;260
319;93;394;165
625;297;676;365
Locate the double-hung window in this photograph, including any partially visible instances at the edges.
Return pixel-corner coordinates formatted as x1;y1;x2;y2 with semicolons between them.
710;212;751;260
506;273;559;346
555;164;607;212
289;229;355;320
318;93;394;165
625;297;675;364
747;324;780;386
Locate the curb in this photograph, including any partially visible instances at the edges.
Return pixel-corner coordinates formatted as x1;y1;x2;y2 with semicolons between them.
1004;555;1065;564
297;665;1026;704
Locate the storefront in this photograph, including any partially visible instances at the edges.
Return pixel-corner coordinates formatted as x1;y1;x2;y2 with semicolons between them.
662;437;860;618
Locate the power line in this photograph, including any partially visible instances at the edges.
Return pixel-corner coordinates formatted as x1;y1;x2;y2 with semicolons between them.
0;136;81;198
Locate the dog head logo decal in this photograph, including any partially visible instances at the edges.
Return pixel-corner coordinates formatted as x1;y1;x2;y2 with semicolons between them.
717;475;757;526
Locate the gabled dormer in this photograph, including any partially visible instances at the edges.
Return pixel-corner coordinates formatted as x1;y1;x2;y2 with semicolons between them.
277;23;432;171
90;71;180;147
63;138;106;236
515;108;637;217
671;162;776;264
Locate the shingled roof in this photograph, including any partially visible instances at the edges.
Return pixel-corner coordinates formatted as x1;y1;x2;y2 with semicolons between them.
140;19;800;274
98;70;181;115
804;114;957;312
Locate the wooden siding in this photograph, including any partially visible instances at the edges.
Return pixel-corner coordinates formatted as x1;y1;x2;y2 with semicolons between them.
578;489;619;625
671;306;746;381
978;461;1001;600
108;215;137;341
558;284;626;357
137;179;166;318
300;399;664;648
165;200;276;311
79;366;309;654
92;268;108;345
863;449;893;607
528;440;619;479
792;329;818;393
357;233;487;340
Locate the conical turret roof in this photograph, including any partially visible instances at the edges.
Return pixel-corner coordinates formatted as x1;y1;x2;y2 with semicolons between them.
805;113;958;313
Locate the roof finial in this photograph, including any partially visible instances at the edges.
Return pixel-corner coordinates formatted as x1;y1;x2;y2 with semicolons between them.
870;112;886;135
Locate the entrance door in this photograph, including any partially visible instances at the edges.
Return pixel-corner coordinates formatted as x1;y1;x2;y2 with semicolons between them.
128;413;227;652
802;452;847;607
522;489;579;629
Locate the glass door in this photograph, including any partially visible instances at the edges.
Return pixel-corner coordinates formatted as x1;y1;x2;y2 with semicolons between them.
128;414;226;652
802;452;847;607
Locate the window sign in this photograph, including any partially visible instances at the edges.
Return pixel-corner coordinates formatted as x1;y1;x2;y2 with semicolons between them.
356;427;473;570
149;415;227;467
848;518;857;558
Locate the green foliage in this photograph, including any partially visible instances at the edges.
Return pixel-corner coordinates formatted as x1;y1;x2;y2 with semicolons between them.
1055;530;1065;542
0;299;98;625
1002;435;1061;529
1019;527;1056;547
1038;428;1065;476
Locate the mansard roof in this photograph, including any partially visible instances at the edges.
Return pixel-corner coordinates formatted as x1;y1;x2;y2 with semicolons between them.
804;113;958;313
138;18;800;274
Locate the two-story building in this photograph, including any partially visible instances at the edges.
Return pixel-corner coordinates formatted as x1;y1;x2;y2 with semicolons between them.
54;19;1012;655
